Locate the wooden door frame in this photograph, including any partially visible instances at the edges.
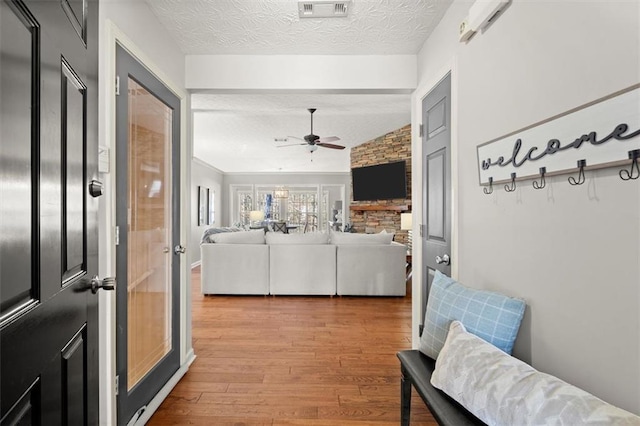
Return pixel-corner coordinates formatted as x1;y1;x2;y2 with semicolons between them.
98;21;194;425
410;62;460;347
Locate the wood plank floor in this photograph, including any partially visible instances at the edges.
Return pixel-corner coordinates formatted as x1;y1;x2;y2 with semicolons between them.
148;266;436;425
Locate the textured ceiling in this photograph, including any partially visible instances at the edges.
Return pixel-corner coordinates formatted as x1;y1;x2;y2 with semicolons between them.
145;0;452;55
192;93;411;173
146;0;450;172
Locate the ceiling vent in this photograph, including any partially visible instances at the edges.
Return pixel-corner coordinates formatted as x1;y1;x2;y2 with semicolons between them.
298;1;351;18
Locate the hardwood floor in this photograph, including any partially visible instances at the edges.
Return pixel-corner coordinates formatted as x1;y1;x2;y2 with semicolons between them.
148;266;436;425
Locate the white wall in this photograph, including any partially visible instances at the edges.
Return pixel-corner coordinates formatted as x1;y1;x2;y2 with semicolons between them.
186;55;416;92
98;1;193;424
412;0;640;414
191;159;224;264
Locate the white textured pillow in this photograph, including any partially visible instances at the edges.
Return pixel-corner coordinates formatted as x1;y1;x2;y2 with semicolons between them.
331;231;394;245
211;229;265;244
266;232;329;245
431;321;640;426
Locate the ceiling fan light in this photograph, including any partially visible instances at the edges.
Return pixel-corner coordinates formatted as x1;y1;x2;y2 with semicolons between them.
308;145;318;153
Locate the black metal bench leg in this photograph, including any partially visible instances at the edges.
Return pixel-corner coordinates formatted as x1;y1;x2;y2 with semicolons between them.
400;369;412;426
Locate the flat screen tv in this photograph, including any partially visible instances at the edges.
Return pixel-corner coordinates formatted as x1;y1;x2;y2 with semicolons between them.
351;160;407;201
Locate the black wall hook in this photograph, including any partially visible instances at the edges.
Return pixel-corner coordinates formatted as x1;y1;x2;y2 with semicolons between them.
504;173;516;192
532;167;546;189
568;160;586;186
483;177;494;195
620;149;640;181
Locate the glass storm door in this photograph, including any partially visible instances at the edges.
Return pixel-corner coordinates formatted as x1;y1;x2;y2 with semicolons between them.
115;45;181;424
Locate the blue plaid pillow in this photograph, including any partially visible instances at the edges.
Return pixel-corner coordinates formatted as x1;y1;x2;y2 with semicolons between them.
420;270;525;359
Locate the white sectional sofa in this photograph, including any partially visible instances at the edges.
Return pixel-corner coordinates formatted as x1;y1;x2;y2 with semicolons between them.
200;229;406;297
336;244;407;296
201;242;269;295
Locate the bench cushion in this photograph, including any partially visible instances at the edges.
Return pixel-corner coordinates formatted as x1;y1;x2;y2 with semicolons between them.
397;350;485;426
431;321;640;426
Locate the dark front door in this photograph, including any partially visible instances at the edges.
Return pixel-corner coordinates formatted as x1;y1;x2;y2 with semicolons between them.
421;73;452;330
115;45;181;424
1;0;101;424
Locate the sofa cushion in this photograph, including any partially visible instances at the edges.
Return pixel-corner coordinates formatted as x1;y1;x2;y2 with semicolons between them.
210;229;265;244
266;232;329;245
431;321;640;426
419;271;525;359
201;226;242;244
331;230;394;245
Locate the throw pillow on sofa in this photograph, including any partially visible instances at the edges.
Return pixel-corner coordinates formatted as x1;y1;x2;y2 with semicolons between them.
330;230;394;245
420;270;525;359
431;321;640;426
210;229;266;244
200;226;242;244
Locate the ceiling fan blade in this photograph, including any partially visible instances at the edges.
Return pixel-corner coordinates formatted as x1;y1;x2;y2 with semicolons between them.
277;143;307;147
286;136;304;141
316;142;346;150
317;136;340;143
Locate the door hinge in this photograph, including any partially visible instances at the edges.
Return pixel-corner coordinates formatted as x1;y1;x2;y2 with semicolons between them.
419;124;423;137
115;226;120;246
115;75;120;96
115;375;119;395
420;224;425;237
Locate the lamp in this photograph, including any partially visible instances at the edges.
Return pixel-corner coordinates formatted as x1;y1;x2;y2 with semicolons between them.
249;210;264;225
274;187;289;199
400;213;413;254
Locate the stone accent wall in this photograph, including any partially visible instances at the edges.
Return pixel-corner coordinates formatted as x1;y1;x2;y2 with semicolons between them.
350;124;411;246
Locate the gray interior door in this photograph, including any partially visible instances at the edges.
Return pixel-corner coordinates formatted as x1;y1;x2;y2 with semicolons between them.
421;73;452;331
1;0;101;423
115;44;181;425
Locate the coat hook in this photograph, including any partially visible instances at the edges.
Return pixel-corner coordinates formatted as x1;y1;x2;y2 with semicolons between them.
483;177;494;195
532;167;546;190
504;173;516;192
620;149;640;181
568;160;586;186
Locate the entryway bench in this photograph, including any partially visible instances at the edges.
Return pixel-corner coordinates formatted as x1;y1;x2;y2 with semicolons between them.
397;350;485;426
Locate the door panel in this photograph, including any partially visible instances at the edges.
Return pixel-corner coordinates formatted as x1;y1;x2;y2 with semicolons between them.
421;74;451;331
0;0;37;319
0;0;100;424
116;45;181;424
427;149;445;241
62;59;88;283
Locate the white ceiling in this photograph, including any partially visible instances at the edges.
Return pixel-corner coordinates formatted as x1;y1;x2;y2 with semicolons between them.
193;93;411;172
145;0;452;55
145;0;453;172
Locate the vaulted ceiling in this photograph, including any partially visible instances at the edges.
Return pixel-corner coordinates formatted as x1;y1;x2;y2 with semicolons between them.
145;0;453;172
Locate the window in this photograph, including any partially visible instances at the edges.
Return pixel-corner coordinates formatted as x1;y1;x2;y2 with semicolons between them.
237;190;252;227
230;184;344;232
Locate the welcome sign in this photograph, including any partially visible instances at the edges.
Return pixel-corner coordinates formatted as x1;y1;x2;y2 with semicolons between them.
476;84;640;185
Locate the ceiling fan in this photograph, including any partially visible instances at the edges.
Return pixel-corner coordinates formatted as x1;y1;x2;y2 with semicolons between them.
278;108;346;152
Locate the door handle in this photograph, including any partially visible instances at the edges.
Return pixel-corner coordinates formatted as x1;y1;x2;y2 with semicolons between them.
435;254;451;265
90;276;116;294
174;245;186;255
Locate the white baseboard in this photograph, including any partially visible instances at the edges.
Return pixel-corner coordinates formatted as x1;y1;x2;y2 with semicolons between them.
129;350;196;426
191;260;201;269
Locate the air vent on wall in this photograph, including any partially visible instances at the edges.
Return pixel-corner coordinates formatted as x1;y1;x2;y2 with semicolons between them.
298;1;351;18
